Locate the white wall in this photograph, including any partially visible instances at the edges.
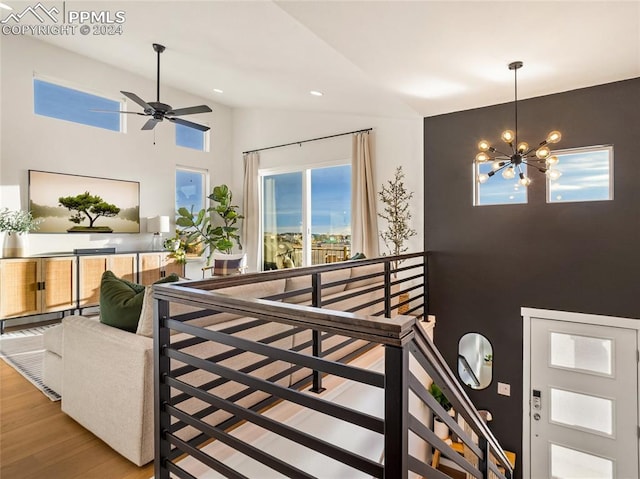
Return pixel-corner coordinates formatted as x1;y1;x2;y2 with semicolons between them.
231;108;424;262
0;35;232;255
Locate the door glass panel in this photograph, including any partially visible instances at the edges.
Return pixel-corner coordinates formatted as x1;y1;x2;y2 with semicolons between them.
550;332;613;375
263;172;303;270
551;388;613;435
310;165;351;265
551;444;613;479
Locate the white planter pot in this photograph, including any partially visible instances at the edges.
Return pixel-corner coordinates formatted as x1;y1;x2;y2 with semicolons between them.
434;417;449;440
3;232;27;258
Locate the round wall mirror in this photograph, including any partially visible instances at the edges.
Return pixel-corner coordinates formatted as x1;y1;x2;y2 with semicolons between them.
458;333;493;390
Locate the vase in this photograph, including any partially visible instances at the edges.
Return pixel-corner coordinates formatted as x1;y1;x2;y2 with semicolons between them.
434;417;449;440
3;232;27;258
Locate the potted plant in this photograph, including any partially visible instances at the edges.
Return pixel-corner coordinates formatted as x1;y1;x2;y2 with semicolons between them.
378;166;417;312
176;184;243;265
163;231;188;264
0;208;42;258
429;382;453;440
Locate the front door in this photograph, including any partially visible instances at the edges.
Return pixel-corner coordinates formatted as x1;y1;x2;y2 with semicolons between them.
526;310;638;478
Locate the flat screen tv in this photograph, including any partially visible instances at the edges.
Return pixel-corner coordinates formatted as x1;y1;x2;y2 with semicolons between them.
28;170;140;233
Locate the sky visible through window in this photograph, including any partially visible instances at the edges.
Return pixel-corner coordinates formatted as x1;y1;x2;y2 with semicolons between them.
477;146;612;205
263;165;351;235
33;79;121;131
176;123;206;151
476;162;527;205
548;147;612;203
176;168;205;214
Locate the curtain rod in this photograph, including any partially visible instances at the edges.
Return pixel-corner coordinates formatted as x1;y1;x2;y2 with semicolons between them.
242;128;372;155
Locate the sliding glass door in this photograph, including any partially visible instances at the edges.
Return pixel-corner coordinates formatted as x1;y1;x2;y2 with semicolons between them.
262;164;351;270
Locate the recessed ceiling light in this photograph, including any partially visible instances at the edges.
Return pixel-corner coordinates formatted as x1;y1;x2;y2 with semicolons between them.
213;88;223;94
0;3;13;10
310;90;323;97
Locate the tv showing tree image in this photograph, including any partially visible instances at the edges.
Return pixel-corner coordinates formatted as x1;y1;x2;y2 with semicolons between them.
28;170;140;233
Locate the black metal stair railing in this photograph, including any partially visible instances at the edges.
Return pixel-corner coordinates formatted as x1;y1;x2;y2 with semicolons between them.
152;253;512;479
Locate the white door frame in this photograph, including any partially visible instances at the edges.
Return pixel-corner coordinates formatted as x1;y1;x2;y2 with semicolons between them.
522;307;640;478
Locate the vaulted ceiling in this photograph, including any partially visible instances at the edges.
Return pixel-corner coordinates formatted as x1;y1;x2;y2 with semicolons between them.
27;1;640;118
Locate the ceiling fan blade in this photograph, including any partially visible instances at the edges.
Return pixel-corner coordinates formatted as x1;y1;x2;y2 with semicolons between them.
166;105;213;117
168;117;210;132
91;109;147;115
121;91;153;111
141;118;160;130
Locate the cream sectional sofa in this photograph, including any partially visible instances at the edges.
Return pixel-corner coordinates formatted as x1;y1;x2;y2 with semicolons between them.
45;263;388;466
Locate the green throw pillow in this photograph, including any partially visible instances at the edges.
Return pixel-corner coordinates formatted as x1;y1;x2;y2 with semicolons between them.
99;271;180;332
349;252;366;260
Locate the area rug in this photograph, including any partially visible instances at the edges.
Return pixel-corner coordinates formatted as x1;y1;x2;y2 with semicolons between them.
0;324;61;401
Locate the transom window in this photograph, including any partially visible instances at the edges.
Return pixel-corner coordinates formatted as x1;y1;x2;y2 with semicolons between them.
547;145;613;203
474;162;527;206
175;123;208;151
261;164;351;270
33;78;122;132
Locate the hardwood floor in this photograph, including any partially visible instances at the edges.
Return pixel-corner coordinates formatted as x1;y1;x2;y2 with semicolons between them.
0;360;154;479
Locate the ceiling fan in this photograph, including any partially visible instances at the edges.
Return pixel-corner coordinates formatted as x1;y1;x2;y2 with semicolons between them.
96;43;212;132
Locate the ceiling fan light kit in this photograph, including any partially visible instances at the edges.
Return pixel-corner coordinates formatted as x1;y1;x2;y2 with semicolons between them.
97;43;212;132
475;61;562;187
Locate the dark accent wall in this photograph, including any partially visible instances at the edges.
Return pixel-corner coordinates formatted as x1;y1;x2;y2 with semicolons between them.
424;77;640;477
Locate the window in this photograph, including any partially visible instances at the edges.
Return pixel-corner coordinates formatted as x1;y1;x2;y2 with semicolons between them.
474;162;527;206
262;164;351;270
547;145;613;203
175;123;208;151
33;78;121;132
175;166;208;216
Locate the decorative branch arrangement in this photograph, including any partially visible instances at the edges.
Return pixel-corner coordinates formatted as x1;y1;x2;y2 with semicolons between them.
378;166;417;257
0;208;41;233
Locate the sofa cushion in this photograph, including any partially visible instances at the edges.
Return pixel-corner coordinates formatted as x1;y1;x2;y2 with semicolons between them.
216;278;286;299
284;269;351;304
136;279;287;338
345;263;385;290
100;271;179;333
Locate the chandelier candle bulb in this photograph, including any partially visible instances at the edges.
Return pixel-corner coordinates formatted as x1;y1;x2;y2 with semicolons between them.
546;169;562;181
478;140;491;151
501;130;515;143
476;152;490;162
547;131;562;143
502;167;516;179
546;156;559;166
536;146;551;159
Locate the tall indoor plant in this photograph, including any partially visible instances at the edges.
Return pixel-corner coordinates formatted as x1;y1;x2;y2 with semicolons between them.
176;184;243;265
378;166;417;259
378;166;417;312
0;208;42;257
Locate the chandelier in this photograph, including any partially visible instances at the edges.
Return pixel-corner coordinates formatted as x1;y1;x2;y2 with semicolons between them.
475;61;562;187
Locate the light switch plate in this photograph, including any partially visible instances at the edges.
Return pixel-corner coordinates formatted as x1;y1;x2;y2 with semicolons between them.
498;382;511;396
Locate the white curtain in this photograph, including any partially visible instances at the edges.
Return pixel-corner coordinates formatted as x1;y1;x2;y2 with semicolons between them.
241;152;260;272
351;132;379;258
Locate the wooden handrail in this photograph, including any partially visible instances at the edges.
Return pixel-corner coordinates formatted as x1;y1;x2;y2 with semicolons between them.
153;284;416;347
185;252;427;290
